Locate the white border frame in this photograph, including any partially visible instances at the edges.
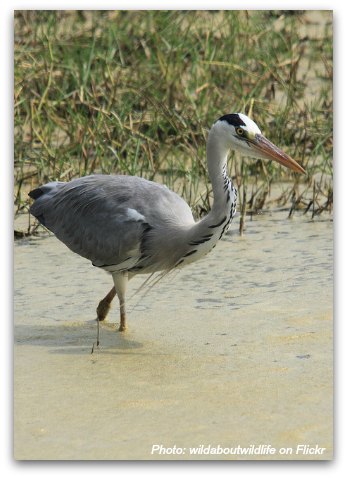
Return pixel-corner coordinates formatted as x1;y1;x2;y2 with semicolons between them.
3;2;343;476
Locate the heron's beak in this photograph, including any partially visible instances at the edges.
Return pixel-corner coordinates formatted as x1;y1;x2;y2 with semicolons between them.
251;134;306;174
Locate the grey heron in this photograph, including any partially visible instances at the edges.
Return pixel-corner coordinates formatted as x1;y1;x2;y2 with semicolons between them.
29;113;305;332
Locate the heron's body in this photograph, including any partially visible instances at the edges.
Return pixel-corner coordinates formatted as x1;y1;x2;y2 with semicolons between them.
30;174;236;274
29;113;305;332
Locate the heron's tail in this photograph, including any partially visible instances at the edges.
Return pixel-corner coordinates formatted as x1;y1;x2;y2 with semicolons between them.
28;182;64;227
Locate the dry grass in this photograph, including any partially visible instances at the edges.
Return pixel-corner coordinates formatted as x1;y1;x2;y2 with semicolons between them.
14;10;333;236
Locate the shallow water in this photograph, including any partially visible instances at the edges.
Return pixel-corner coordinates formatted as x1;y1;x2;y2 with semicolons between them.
14;211;333;460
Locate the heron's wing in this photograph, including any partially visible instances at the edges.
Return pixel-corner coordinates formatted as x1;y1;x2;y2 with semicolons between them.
29;175;194;271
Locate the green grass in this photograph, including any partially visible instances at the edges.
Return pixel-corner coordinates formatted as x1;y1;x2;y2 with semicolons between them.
14;10;333;235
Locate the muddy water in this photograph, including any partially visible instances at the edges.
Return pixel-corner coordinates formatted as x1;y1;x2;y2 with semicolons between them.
14;211;333;460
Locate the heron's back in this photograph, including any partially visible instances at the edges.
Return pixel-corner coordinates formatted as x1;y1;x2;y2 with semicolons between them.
29;175;195;272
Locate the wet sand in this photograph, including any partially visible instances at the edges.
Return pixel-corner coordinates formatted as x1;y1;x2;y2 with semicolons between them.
14;212;333;460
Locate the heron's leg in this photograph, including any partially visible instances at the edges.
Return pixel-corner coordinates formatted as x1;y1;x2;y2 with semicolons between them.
112;272;128;332
96;286;116;321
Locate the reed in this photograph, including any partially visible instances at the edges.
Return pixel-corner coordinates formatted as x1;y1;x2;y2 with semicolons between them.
14;10;333;235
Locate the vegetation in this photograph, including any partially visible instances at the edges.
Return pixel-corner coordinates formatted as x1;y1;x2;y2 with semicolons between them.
14;10;333;236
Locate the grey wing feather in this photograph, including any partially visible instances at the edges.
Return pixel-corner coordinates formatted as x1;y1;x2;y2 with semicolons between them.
29;175;195;270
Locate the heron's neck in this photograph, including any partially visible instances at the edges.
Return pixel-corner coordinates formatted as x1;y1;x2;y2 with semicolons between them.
171;127;237;268
175;130;236;268
205;127;234;223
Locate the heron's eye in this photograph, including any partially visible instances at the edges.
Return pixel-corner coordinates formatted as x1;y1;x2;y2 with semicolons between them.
236;127;244;136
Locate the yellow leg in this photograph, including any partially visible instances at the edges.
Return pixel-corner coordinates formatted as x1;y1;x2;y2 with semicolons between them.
96;287;116;321
119;306;127;332
112;272;128;332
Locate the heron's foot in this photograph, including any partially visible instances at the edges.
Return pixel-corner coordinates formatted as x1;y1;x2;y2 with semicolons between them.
96;299;111;321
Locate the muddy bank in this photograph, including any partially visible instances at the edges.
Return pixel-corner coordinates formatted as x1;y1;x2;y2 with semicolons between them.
14;212;333;460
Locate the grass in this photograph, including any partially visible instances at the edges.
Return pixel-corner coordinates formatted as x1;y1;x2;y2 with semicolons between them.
14;10;333;236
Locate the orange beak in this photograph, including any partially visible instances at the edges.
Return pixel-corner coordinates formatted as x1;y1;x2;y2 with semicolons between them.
252;134;306;174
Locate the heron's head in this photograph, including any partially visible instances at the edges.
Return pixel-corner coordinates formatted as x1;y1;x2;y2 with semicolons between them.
212;113;305;174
